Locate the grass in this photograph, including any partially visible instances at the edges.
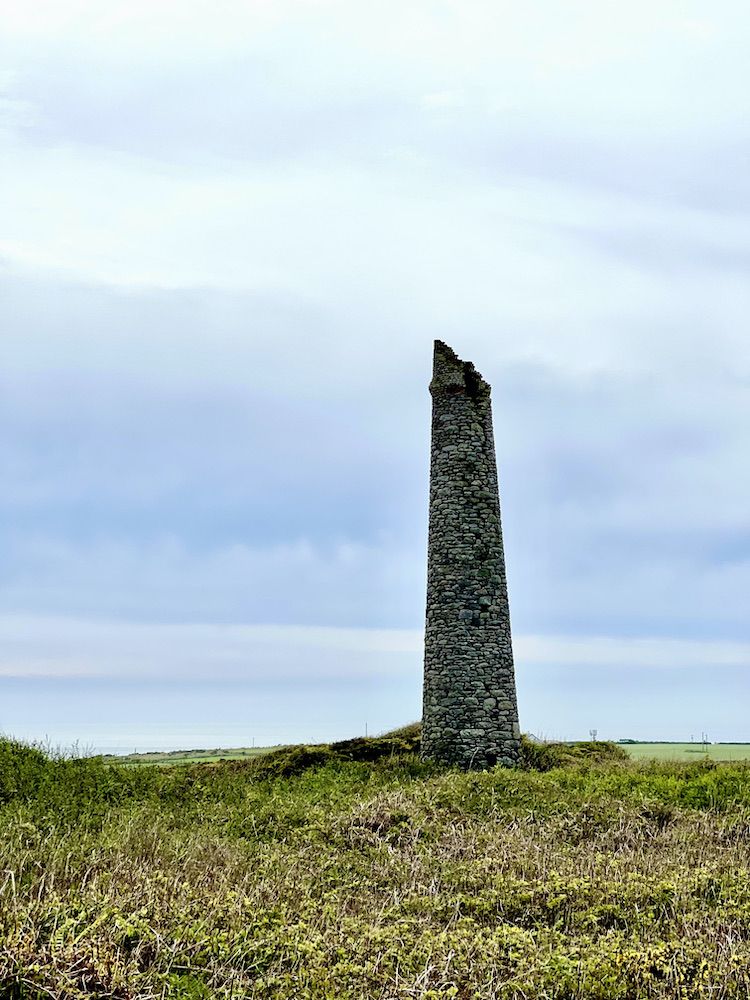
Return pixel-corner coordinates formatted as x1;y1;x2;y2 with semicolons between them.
620;743;750;762
100;748;278;766
3;730;750;997
106;742;750;767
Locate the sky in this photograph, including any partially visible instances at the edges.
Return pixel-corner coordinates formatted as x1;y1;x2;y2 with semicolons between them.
1;0;748;750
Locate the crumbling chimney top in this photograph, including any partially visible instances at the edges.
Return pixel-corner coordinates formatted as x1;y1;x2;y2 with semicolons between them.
431;340;490;403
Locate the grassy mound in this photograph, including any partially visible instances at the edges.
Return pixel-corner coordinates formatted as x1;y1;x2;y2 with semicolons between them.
0;729;634;815
249;723;423;779
519;736;630;771
239;726;628;779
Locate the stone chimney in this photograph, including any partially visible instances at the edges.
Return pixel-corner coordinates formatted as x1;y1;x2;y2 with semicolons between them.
422;340;521;768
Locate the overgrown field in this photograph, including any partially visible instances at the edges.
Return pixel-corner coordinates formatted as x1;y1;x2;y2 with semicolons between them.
3;731;750;999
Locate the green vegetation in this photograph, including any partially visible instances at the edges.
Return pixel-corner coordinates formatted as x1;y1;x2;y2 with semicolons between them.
619;742;750;762
3;729;750;997
100;747;277;766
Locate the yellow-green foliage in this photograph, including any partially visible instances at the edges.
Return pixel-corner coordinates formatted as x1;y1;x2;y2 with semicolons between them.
2;732;750;998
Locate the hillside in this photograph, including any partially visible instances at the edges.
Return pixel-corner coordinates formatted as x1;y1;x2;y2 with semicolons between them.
2;730;750;997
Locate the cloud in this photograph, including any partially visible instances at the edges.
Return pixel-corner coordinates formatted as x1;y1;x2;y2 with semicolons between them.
0;615;423;680
2;618;748;747
1;344;748;639
0;536;425;628
2;0;747;211
516;635;750;670
2;614;748;681
0;0;747;745
1;163;746;386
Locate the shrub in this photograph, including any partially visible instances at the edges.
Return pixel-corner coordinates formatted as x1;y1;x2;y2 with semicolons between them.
0;737;51;803
520;735;629;771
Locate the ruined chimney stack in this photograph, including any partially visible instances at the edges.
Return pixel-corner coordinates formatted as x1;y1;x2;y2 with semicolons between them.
421;340;521;768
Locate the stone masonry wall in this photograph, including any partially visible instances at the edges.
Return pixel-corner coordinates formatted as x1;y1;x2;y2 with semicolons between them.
421;340;521;768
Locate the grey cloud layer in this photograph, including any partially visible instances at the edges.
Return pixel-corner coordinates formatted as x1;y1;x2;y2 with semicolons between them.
0;0;748;742
1;287;747;638
4;0;747;213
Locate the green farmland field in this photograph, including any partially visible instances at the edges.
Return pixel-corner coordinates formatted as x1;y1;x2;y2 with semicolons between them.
100;746;277;765
620;742;750;761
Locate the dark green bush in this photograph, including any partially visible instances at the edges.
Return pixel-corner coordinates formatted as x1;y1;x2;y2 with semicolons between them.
251;745;337;779
520;736;629;771
248;726;423;779
0;738;49;803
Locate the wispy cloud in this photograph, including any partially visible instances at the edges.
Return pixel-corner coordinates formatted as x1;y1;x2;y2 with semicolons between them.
516;635;750;670
0;615;423;680
2;616;748;681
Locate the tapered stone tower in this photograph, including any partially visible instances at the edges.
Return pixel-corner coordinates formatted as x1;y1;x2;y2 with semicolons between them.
422;341;521;768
